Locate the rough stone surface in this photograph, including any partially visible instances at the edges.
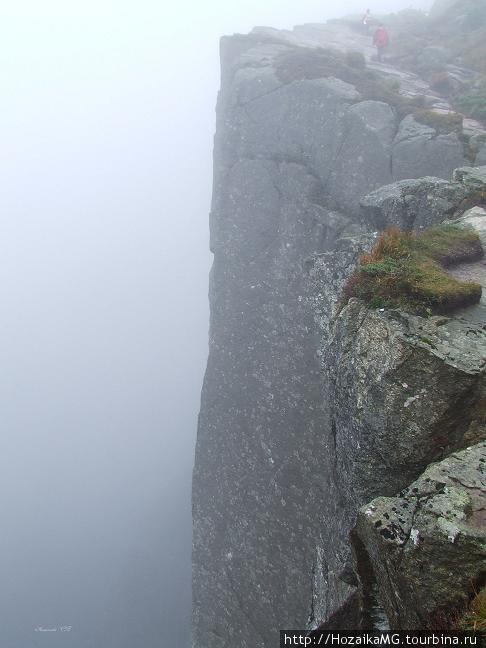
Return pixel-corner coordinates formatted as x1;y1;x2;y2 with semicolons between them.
310;264;486;632
222;70;395;216
453;165;486;194
477;144;486;166
326;300;486;507
315;205;486;629
310;232;375;332
392;115;466;182
194;159;338;647
193;22;486;646
354;442;486;630
194;31;409;648
459;205;486;248
359;165;486;232
360;176;466;231
449;206;486;323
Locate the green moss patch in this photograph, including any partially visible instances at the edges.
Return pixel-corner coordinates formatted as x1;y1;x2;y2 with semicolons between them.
342;225;483;314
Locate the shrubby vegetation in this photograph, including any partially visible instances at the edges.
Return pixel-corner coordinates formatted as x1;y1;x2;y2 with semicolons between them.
342;225;483;314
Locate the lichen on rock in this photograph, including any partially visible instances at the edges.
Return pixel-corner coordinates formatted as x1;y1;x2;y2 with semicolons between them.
342;225;483;314
325;299;486;507
354;442;486;630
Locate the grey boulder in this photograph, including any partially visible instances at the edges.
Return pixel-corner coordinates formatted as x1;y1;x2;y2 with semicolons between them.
354;442;486;630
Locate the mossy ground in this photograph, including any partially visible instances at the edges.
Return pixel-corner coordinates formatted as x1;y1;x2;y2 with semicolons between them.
343;225;483;314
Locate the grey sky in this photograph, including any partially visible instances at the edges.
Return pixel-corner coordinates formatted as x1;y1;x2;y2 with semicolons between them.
1;1;432;646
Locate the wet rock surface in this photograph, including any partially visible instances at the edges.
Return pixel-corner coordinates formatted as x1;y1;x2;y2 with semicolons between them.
360;165;486;231
193;18;486;645
354;442;486;630
449;206;486;323
326;300;486;507
308;293;486;634
392;114;465;182
360;176;466;231
453;165;486;194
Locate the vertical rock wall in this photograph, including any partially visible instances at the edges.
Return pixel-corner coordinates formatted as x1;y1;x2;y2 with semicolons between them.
192;29;476;646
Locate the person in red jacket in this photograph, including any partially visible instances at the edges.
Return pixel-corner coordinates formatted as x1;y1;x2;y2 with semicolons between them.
373;24;389;62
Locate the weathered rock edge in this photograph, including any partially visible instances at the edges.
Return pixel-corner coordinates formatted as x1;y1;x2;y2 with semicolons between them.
353;442;486;630
193;20;486;644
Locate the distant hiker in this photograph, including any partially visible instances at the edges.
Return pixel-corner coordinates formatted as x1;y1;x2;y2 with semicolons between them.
373;24;389;62
362;8;371;32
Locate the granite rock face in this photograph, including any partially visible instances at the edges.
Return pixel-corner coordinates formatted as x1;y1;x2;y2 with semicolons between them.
392;115;466;183
195;35;368;647
449;206;486;323
459;205;486;248
453;165;486;194
477;145;486;166
360;173;471;232
359;164;486;232
193;24;486;646
194;157;338;648
326;300;486;508
216;66;395;217
307;298;486;631
354;442;486;630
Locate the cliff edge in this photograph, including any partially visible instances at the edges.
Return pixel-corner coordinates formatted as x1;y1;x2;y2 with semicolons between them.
193;16;486;646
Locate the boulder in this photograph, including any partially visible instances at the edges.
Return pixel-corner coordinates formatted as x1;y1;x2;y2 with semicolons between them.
453;165;486;193
354;442;486;630
360;164;486;231
360;176;466;230
326;300;486;506
476;144;486;166
447;206;486;323
459;205;486;246
392;115;466;182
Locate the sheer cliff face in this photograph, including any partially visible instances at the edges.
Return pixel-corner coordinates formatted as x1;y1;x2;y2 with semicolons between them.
193;28;474;647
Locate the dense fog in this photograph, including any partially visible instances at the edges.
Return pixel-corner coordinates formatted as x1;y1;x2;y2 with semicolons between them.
1;0;432;646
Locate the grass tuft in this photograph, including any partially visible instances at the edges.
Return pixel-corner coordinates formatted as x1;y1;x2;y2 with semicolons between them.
342;225;483;314
460;587;486;632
